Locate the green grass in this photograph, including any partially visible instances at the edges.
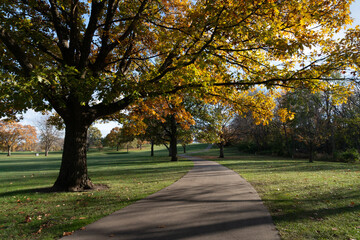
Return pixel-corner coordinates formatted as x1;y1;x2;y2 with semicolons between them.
200;146;360;240
0;144;195;240
6;143;357;239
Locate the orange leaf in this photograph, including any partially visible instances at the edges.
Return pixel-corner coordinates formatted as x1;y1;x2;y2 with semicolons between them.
63;231;73;236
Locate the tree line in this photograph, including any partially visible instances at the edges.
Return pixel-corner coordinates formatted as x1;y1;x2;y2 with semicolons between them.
225;84;360;163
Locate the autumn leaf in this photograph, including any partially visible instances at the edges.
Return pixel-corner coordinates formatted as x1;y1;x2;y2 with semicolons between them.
63;231;74;236
25;215;32;223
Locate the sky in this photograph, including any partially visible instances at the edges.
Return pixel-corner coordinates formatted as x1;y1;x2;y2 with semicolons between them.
18;0;360;137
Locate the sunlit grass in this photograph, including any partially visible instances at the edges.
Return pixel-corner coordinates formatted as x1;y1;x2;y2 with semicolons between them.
0;145;194;240
210;147;360;240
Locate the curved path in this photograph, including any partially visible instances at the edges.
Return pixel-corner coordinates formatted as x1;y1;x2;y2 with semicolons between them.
62;155;280;240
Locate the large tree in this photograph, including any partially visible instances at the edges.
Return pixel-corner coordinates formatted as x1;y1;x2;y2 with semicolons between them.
0;0;354;191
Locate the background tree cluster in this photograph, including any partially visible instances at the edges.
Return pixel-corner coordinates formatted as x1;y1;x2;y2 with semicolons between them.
0;117;64;156
0;120;37;156
228;82;360;163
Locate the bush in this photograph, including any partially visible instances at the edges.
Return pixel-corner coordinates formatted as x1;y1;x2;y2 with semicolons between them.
315;153;336;162
336;148;360;163
237;142;258;154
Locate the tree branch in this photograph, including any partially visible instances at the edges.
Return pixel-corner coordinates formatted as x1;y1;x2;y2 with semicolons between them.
0;26;34;76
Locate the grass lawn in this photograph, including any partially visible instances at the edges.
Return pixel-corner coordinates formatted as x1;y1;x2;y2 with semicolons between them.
0;144;197;240
200;146;360;240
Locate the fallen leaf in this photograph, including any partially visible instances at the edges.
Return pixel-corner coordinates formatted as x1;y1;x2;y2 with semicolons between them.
70;216;77;220
157;225;166;228
63;231;73;236
332;227;338;231
80;227;86;230
25;215;32;223
79;217;86;220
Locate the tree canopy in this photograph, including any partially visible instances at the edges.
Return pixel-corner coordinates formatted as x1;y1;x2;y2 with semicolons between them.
0;0;355;191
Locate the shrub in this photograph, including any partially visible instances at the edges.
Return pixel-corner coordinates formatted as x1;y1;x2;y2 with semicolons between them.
237;142;258;154
336;148;360;163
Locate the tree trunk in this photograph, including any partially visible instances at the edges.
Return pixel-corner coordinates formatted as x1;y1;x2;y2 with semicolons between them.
45;146;49;157
116;144;119;151
219;142;224;158
7;145;11;157
52;118;93;191
309;143;314;163
183;144;186;153
331;123;336;161
170;137;178;161
151;141;154;157
163;143;171;156
170;115;178;161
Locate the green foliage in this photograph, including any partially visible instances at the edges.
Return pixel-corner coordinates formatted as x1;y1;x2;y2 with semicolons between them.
335;148;360;163
237;142;259;154
87;126;102;149
232;82;360;162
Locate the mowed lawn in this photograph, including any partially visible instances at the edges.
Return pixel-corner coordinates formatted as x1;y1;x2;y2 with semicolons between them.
200;146;360;240
0;145;195;240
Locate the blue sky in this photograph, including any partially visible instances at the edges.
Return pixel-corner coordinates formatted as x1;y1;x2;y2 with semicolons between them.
19;0;360;136
351;0;360;26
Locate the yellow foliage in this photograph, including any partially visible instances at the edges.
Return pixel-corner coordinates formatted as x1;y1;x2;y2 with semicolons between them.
278;108;295;123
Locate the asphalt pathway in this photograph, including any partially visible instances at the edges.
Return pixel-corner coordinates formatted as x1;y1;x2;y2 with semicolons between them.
62;153;280;240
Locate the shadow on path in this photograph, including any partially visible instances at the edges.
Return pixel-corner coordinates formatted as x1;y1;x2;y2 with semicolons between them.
62;150;280;240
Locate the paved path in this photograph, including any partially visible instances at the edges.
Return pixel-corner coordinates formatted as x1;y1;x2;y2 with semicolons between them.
62;155;280;240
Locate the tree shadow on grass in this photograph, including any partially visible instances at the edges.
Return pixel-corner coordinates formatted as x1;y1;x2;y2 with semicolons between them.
105;152;129;155
0;162;192;197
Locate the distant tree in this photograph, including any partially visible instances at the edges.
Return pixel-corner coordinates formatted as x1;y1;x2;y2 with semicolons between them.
123;95;196;161
179;128;193;154
87;126;102;151
0;121;37;156
196;104;236;158
104;127;122;151
104;126;134;152
142;118;167;157
38;117;61;156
